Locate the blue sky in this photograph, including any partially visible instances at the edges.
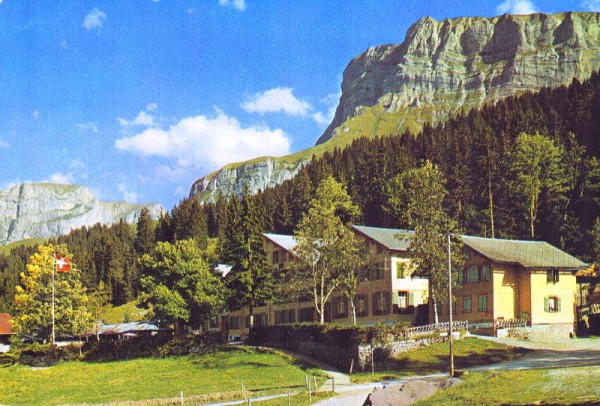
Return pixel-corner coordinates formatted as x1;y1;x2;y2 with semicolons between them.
0;0;597;209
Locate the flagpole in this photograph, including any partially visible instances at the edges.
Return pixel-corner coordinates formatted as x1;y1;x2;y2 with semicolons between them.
448;234;454;378
52;250;56;346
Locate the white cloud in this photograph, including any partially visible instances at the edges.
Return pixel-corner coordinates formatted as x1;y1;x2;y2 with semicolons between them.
496;0;538;14
242;87;312;117
117;183;138;203
44;172;76;184
75;121;99;134
118;105;158;132
582;0;600;11
0;137;9;149
219;0;246;11
115;110;291;174
60;40;69;50
242;87;336;126
32;110;39;120
83;8;107;31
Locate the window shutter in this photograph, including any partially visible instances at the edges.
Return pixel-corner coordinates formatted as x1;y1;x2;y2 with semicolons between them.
557;298;562;312
392;291;399;306
544;297;549;312
547;270;552;283
408;292;415;306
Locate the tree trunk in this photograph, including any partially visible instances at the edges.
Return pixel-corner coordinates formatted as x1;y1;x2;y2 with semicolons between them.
350;298;357;326
433;298;439;325
488;172;495;239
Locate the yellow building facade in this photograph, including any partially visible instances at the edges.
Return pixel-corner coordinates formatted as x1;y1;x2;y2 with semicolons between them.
436;235;586;338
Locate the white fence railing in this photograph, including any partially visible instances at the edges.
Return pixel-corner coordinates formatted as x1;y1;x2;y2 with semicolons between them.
404;320;469;339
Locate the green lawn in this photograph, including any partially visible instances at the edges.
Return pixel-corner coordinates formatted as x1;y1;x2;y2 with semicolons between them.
0;347;323;405
351;338;530;383
418;367;600;405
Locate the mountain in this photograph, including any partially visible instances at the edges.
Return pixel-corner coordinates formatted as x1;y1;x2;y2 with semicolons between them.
0;183;165;245
191;11;600;202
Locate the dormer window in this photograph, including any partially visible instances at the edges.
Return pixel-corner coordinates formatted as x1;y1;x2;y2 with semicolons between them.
272;251;280;265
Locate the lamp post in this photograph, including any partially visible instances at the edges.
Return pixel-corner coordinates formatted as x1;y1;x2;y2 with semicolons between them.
448;234;454;378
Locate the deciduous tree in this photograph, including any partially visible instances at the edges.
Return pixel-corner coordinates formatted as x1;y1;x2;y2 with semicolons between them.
13;244;92;343
289;176;362;324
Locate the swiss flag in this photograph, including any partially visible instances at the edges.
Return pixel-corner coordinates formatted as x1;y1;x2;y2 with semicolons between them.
55;255;71;273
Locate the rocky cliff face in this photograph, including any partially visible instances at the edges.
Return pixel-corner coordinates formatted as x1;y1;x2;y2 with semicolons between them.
189;158;308;202
192;12;600;202
0;183;165;245
318;12;600;144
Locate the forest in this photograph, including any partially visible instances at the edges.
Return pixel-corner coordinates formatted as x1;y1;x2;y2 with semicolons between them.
1;71;600;313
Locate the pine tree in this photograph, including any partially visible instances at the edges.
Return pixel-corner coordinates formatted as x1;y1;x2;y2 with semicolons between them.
134;207;156;256
226;194;273;329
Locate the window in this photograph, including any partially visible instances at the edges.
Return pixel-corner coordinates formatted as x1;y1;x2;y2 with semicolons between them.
478;295;488;312
463;296;472;313
547;269;559;284
545;296;561;313
468;266;479;283
398;292;408;309
355;294;369;317
272;251;280;265
298;307;314;322
229;316;241;329
396;262;406;279
481;265;491;281
274;309;295;324
368;263;385;280
373;292;390;315
333;297;348;319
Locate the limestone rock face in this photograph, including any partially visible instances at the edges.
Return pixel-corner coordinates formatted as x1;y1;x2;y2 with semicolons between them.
189;158;308;202
192;12;600;202
0;183;165;245
317;12;600;144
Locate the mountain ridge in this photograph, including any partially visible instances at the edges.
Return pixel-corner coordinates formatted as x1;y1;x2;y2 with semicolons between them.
191;11;600;202
0;182;164;245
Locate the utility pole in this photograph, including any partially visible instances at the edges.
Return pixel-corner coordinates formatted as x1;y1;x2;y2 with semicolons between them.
448;234;454;378
52;251;56;346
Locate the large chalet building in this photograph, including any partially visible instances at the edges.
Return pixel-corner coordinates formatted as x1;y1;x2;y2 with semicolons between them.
218;225;586;341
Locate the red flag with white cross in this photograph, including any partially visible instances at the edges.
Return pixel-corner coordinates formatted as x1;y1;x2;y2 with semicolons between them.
55;255;71;273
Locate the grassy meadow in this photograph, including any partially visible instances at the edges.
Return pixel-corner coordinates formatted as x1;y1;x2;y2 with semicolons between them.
0;347;323;405
351;337;530;383
419;367;600;405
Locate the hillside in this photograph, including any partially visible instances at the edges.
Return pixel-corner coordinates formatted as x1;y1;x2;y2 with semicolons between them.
191;12;600;202
0;183;164;245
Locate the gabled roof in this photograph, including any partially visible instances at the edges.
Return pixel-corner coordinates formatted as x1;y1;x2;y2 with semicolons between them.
96;321;159;335
263;233;297;252
352;225;414;252
0;313;14;335
461;235;587;269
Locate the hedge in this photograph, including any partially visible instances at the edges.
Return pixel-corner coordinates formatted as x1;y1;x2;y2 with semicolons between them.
247;323;410;371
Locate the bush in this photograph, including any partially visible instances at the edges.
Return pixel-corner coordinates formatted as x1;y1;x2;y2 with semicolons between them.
84;331;227;362
17;343;82;367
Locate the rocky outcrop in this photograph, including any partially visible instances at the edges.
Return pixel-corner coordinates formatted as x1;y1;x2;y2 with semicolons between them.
192;12;600;202
0;183;164;245
318;12;600;144
189;158;308;202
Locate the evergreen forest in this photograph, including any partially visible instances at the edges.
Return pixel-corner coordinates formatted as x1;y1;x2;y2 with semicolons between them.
1;72;600;312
